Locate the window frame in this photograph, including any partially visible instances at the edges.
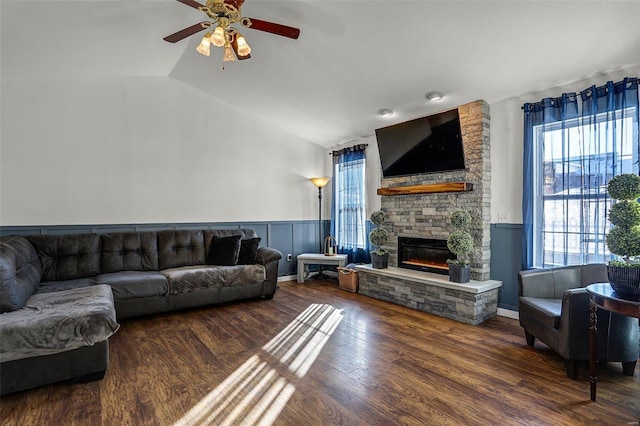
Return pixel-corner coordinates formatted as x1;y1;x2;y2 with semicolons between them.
531;106;639;267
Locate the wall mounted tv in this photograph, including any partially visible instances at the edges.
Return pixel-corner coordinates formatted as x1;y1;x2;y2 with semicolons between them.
375;108;466;178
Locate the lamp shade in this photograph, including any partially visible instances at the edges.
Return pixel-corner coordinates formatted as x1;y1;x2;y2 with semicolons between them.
309;177;330;188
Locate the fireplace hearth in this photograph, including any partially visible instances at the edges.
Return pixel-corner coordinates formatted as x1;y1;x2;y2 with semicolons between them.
398;237;453;275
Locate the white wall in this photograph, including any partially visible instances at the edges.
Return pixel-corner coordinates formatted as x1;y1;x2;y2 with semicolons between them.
489;65;640;224
0;77;328;225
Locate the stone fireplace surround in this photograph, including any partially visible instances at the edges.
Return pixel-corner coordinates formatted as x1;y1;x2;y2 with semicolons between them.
356;100;501;324
380;100;491;281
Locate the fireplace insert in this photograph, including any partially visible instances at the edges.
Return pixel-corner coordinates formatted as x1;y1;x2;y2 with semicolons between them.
398;237;453;275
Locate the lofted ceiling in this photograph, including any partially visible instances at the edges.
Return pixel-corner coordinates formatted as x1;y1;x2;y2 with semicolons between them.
2;0;640;148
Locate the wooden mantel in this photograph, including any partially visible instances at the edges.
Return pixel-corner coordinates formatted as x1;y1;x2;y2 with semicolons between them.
377;182;473;196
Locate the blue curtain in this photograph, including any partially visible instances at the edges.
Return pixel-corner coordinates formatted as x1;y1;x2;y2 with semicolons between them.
331;144;370;264
522;77;639;269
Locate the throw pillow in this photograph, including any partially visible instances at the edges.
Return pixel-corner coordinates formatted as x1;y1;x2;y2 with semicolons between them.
207;235;242;266
237;237;261;265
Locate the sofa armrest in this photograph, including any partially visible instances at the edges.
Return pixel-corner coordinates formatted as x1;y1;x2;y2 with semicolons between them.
0;236;42;313
256;247;282;266
557;288;590;359
256;247;282;298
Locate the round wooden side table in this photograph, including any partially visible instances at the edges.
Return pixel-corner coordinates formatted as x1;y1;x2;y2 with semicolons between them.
586;283;640;402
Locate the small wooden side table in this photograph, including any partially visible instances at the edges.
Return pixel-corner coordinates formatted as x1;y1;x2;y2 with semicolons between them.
297;253;348;283
586;283;640;402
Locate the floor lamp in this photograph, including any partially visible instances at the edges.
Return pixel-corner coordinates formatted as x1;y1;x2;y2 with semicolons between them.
309;177;331;254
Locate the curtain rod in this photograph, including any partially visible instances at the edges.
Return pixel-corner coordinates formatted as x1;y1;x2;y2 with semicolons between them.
329;143;368;156
521;76;638;110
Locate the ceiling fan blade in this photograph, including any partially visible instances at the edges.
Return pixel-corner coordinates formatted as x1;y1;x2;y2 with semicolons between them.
163;22;209;43
242;17;300;39
177;0;206;10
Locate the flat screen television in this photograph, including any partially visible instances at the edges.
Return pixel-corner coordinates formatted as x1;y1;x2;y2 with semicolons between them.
375;108;466;177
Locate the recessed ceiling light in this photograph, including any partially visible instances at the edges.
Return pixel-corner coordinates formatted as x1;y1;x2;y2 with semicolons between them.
378;108;394;117
425;91;444;101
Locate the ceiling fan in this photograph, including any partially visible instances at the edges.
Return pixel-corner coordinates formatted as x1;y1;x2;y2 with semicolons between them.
164;0;300;63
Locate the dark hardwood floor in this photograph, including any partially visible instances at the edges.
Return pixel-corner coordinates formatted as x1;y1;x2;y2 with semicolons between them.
1;279;639;425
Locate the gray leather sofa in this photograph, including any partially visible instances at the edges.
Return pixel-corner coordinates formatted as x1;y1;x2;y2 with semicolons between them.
518;264;639;378
0;228;281;394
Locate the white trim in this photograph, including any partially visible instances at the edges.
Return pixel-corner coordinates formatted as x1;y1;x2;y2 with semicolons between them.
278;275;297;283
497;308;519;320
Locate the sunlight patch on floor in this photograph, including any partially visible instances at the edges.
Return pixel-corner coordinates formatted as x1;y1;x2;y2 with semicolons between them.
174;303;344;426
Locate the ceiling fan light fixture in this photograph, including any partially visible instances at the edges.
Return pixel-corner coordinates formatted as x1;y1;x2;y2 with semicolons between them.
164;0;302;66
235;34;252;56
425;91;444;101
210;25;226;47
196;33;212;56
223;43;236;62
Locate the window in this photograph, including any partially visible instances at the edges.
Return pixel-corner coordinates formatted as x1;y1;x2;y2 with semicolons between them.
523;77;639;269
331;145;369;262
532;109;638;266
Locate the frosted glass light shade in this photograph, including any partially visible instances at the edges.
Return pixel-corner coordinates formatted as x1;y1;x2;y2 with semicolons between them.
236;35;251;56
210;26;226;47
309;177;330;188
223;44;236;62
196;36;211;56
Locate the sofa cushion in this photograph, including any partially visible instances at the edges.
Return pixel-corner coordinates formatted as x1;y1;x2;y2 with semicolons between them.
238;237;261;265
203;229;257;255
96;271;168;300
27;234;101;282
100;232;158;273
36;278;97;294
162;265;265;295
207;235;242;266
158;230;205;270
0;236;42;313
519;297;562;329
0;285;119;363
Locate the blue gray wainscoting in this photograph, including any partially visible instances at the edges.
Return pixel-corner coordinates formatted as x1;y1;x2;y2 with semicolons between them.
490;223;523;311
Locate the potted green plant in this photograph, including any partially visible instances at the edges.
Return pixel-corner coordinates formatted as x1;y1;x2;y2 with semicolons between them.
369;210;389;269
447;209;474;283
605;173;640;296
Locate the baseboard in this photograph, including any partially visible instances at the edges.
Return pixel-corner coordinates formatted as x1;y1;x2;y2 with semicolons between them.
497;308;519;320
277;275;297;283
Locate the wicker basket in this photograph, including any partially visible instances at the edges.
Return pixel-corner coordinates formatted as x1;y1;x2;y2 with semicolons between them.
338;267;359;293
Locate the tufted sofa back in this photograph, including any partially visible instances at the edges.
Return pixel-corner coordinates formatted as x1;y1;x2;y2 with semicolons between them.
100;232;159;273
27;234;101;282
8;228;262;284
157;230;206;270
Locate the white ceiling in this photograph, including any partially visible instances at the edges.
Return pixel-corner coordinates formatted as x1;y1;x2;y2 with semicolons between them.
2;0;640;147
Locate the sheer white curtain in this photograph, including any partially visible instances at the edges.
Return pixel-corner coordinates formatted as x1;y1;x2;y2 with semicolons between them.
330;144;370;263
